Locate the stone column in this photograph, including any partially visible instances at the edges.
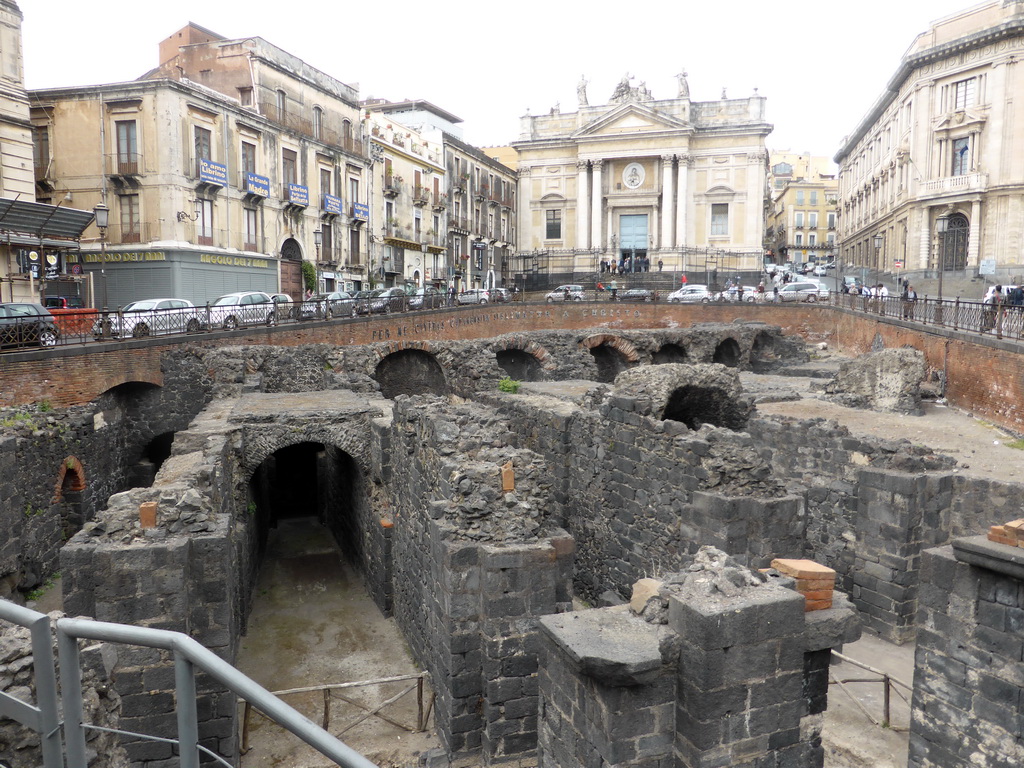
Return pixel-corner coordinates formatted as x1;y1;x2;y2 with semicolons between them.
660;155;675;248
676;155;689;254
576;161;589;250
590;160;603;250
968;198;981;267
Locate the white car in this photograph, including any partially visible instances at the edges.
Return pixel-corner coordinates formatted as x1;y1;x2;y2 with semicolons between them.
667;284;714;303
95;298;204;338
719;285;759;302
208;291;277;329
545;284;585;302
778;281;831;302
457;288;490;305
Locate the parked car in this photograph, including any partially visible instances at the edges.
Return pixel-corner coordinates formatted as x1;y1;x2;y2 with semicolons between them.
270;293;297;320
302;291;357;319
0;302;58;348
544;284;585;302
618;288;655;302
368;287;409;314
208;291;276;329
457;288;490;305
94;298;204;338
666;284;714;303
44;296;85;309
778;281;831;302
408;285;445;310
813;262;835;276
490;287;512;303
719;285;759;302
352;290;376;315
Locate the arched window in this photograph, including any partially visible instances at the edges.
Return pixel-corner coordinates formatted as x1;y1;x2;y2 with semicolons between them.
313;107;323;140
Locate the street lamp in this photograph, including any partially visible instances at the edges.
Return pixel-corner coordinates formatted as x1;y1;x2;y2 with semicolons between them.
873;233;884;288
936;215;950;301
93;202;109;314
313;228;322;295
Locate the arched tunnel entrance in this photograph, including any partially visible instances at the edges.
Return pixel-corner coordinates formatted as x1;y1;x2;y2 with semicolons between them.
712;338;742;368
590;344;634;383
496;349;543;381
247;441;365;561
653;343;688;365
750;332;777;373
374;349;448;399
238;441;435;760
662;385;749;430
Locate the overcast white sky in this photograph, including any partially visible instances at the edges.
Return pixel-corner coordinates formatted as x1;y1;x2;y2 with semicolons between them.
23;0;981;165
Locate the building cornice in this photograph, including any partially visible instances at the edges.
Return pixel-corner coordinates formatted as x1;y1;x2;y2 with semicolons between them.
835;15;1024;163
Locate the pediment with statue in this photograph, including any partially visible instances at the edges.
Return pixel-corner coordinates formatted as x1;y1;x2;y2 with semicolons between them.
573;101;689;139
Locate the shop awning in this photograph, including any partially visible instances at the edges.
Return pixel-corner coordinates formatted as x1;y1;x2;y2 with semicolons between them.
0;197;95;245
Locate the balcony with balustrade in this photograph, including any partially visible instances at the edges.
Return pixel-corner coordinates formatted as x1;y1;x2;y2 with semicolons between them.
919;173;987;199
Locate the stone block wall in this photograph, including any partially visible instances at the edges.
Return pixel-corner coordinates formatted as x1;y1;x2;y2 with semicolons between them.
537;550;860;768
910;538;1024;768
383;397;574;763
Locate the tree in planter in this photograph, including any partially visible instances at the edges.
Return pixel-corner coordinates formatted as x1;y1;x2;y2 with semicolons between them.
301;260;317;295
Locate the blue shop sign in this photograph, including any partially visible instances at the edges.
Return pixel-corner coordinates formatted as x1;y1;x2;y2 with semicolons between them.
246;173;270;197
352;201;369;221
288;184;309;206
323;193;343;215
199;158;227;187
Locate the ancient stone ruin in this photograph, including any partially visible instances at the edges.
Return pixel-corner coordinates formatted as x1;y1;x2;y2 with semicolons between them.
1;321;1022;768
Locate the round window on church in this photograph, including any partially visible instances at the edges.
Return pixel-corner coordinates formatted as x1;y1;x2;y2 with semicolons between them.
622;162;645;189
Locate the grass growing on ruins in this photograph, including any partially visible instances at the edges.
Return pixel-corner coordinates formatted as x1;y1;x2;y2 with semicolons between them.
26;572;60;602
498;376;521;394
1006;438;1024;450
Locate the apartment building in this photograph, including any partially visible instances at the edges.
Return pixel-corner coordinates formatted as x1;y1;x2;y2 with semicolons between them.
834;1;1024;286
30;23;369;308
765;152;838;267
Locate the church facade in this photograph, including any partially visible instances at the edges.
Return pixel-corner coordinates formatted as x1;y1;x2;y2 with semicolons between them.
512;73;772;279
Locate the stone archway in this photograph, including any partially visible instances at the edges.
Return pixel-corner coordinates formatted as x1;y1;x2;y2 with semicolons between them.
581;334;641;384
280;237;304;298
375;348;448;399
653;343;688;364
53;456;87;543
712;338;741;367
492;336;556;382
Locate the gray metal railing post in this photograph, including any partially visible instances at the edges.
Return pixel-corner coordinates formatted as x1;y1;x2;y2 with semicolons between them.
56;623;87;768
175;653;200;768
0;602;65;768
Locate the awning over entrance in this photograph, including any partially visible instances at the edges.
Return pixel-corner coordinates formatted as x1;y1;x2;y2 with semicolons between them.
0;197;95;245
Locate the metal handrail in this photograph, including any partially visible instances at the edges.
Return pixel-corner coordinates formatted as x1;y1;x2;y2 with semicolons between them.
0;600;63;768
57;616;377;768
0;600;375;768
830;649;912;730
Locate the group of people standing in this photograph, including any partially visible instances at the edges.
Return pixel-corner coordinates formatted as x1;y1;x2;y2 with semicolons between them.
600;257;665;274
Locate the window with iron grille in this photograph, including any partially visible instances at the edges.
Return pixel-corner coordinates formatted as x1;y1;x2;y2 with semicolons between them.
115;121;137;172
349;228;360;265
119;194;140;243
198;199;214;245
244;208;258;250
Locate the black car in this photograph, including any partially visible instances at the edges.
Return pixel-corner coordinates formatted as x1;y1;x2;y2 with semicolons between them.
0;303;59;348
618;288;655;302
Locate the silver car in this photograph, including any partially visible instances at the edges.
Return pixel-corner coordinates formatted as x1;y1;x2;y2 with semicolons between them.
208;291;277;329
94;298;204;338
302;291;357;320
666;284;714;303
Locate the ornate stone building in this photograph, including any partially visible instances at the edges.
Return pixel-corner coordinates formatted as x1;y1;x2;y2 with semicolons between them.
30;23;369;307
835;1;1024;289
512;72;771;281
765;152;839;267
